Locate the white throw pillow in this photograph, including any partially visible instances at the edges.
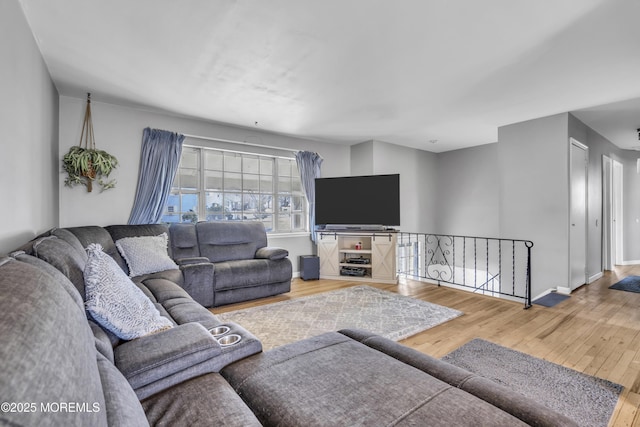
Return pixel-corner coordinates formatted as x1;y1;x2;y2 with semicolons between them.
84;243;173;340
115;233;178;277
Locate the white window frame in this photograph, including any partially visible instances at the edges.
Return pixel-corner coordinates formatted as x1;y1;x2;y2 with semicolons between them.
162;145;307;234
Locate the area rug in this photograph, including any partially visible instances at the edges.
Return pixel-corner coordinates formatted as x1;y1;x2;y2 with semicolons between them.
533;292;570;307
442;338;623;427
609;275;640;293
217;285;462;351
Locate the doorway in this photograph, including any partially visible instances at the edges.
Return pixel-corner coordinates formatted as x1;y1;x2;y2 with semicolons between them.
613;159;624;265
602;156;624;269
602;156;612;270
569;138;588;291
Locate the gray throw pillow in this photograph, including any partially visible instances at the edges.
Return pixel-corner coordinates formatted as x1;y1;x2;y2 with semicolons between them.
84;243;173;340
115;233;178;277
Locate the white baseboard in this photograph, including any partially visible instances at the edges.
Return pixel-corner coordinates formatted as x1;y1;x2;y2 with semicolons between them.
588;272;603;283
619;260;640;265
555;286;572;295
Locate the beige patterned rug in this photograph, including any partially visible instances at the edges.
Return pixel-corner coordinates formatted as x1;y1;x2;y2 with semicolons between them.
217;285;463;350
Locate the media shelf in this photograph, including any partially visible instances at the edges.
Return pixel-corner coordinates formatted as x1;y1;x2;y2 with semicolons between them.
317;231;397;284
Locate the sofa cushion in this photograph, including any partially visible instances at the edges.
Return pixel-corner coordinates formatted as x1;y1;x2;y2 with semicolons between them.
255;246;289;260
114;233;178;277
95;352;149;426
32;235;87;299
67;226;130;273
84;243;173;340
141;373;261;426
222;332;531;427
51;227;89;260
214;259;291;291
196;221;267;262
162;297;220;327
12;252;85;312
136;277;194;304
0;257;108;427
341;329;579;427
169;222;200;260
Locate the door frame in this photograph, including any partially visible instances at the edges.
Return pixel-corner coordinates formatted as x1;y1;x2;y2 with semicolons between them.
613;159;624;265
602;155;612;270
567;137;588;292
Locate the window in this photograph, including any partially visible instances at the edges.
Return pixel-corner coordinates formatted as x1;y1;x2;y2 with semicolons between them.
162;146;307;233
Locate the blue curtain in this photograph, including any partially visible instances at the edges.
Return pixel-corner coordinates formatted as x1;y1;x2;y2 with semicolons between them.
128;128;184;224
295;151;323;242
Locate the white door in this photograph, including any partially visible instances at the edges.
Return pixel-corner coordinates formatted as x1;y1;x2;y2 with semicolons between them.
613;160;624;265
569;139;588;291
602;155;612;271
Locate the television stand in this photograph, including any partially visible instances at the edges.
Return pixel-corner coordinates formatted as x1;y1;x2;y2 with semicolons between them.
324;224;386;231
317;230;397;284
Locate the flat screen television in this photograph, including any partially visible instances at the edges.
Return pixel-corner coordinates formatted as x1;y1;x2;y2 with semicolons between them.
314;174;400;229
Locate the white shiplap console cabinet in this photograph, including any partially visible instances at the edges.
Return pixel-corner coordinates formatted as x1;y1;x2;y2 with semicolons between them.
317;231;397;284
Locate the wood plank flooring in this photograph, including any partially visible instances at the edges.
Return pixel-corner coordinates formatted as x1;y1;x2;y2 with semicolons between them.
212;265;640;427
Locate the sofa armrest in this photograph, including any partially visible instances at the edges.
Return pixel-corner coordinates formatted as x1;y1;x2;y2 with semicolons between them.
114;323;221;393
175;256;211;266
255;246;289;260
180;262;215;307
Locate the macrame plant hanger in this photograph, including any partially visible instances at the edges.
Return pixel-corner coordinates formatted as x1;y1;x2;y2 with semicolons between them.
79;93;97;192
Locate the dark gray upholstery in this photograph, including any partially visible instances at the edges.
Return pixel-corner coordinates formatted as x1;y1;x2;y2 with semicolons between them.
196;221;267;262
169;221;292;307
68;226;130;273
142;373;262;427
223;331;579;427
0;257;109;427
168;222;201;260
0;231;263;426
1;226;578;427
32;235;87;298
341;329;578;427
222;332;531;427
114;323;222;399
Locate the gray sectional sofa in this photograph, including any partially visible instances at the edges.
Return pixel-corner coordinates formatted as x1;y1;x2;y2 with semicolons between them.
0;223;579;426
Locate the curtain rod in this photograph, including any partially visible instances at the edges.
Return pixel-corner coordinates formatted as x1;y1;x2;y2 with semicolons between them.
182;133;297;154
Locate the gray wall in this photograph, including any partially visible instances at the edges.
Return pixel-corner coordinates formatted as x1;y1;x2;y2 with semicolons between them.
350;140;438;233
498;114;570;297
435;143;500;237
0;1;59;254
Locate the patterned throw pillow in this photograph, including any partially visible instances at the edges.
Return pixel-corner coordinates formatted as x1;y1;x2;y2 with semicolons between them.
114;233;178;277
84;243;173;340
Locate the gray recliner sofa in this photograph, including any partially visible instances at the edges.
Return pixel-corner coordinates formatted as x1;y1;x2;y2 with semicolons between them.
168;221;292;307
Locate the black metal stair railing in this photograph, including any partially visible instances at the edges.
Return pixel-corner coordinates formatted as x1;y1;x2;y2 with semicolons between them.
396;233;533;308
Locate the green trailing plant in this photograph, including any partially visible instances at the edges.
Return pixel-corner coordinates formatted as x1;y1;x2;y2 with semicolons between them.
62;146;118;192
62;93;118;192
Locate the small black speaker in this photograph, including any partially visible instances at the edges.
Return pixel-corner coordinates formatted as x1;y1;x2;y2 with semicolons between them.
299;255;320;281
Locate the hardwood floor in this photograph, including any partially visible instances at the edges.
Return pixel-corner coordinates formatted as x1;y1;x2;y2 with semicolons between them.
212;265;640;427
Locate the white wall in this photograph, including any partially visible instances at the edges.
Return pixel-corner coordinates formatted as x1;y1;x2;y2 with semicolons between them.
0;1;59;254
58;95;352;272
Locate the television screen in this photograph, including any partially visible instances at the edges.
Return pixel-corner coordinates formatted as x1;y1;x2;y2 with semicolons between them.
314;174;400;228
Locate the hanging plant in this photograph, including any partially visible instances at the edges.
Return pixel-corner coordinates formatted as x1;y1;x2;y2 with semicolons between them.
62;93;118;192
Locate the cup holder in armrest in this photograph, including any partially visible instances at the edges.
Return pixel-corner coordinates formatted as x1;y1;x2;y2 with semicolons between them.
217;334;242;346
209;325;231;337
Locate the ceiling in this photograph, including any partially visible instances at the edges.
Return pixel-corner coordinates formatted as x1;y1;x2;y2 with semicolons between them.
19;0;640;153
